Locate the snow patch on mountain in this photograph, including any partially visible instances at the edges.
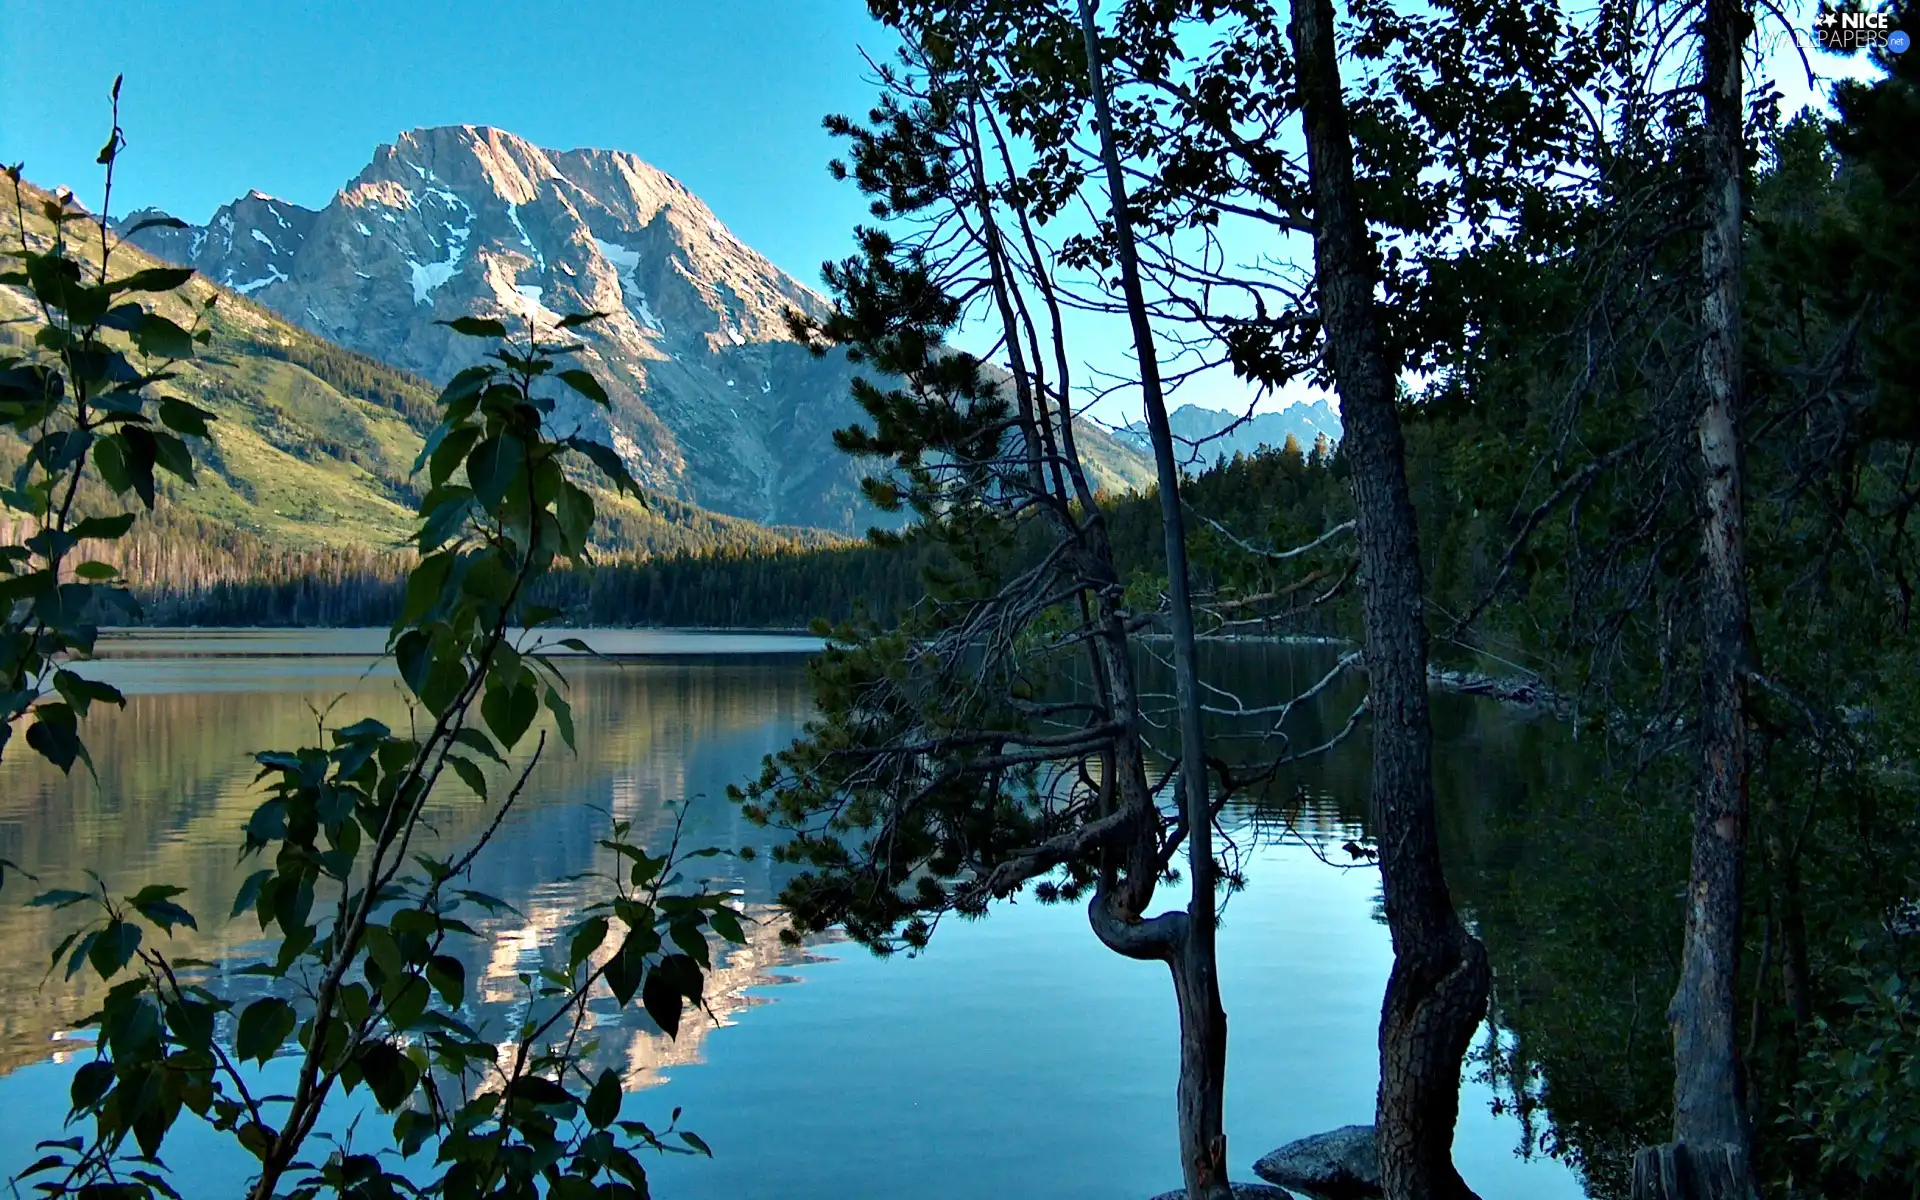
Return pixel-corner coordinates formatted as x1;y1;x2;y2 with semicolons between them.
231;264;287;295
408;192;474;305
505;203;544;271
592;237;666;333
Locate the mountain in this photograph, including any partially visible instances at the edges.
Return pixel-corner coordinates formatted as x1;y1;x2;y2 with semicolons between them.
116;125;1153;531
1;180;821;565
1118;401;1342;470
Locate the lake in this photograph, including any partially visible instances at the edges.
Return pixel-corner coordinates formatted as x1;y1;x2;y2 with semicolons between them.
0;630;1591;1198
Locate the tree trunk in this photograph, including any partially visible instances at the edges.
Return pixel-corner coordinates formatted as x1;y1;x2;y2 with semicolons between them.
1284;0;1490;1197
1631;1142;1754;1200
1760;793;1813;1036
1644;0;1760;1194
1079;3;1230;1196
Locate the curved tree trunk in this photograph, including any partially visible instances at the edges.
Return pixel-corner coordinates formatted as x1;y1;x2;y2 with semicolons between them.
1080;3;1230;1196
1285;0;1491;1196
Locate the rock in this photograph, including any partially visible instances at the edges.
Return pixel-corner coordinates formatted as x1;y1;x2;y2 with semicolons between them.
113;125;1155;531
1252;1126;1382;1199
1149;1184;1298;1200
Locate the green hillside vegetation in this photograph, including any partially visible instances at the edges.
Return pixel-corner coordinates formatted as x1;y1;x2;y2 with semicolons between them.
0;182;831;593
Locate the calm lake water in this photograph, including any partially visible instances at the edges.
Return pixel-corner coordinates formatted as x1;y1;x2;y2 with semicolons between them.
0;630;1589;1198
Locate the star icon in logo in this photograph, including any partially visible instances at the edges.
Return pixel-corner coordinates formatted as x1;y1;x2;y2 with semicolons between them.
1815;9;1837;25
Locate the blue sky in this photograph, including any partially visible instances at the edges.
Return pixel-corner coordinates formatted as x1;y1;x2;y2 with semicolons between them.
0;0;890;294
0;0;1885;427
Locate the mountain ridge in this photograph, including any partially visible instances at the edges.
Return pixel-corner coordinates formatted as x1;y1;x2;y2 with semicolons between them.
1;179;828;572
1117;400;1342;470
114;124;1154;530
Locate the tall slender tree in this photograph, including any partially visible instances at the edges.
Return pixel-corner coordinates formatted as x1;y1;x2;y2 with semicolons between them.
1633;0;1761;1195
1077;4;1229;1189
736;12;1243;1193
1036;2;1594;1191
1283;0;1492;1194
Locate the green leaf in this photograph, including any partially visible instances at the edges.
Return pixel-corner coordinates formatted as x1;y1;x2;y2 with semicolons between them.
63;931;101;980
152;431;195;482
110;267;195;294
544;687;576;752
555;311;609;329
96;428;157;508
585;1068;622;1129
426;955;465;1008
98;302;149;332
451;889;519;917
564;436;642;498
679;1130;712;1157
132;313;195;360
708;906;746;944
642;961;685;1038
53;669;124;717
554;480;595;557
87;919;142;977
72;561;118;580
235;997;296;1065
480;675;539;750
26;702;88;774
71;513;136;541
427;424;481;488
465;434;526;510
122;215;188;238
447;754;488;799
231;870;273;920
70;1060;115;1111
569;916;609;973
28;888;95;909
356;1040;421;1111
556;368;610;408
670;917;711;969
384;974;430;1030
157;398;214;438
419;486;474;551
128;884;197;934
604;934;645;1008
452;725;505;765
439;316;508;339
393;628;432;697
397;551;453;626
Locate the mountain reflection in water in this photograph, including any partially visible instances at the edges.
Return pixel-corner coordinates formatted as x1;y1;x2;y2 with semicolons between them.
0;630;1589;1199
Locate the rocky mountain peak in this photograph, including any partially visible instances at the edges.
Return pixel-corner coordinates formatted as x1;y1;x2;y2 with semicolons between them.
113;125;1150;531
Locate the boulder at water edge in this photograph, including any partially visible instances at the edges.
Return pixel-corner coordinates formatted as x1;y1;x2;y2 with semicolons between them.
1149;1185;1297;1200
1251;1126;1383;1199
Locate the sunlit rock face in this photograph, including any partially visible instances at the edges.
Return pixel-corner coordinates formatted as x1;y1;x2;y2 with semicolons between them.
115;125;878;530
119;125;1152;531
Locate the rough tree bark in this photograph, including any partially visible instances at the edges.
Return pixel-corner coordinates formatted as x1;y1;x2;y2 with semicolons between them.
1284;0;1492;1196
1632;0;1760;1195
1080;3;1231;1196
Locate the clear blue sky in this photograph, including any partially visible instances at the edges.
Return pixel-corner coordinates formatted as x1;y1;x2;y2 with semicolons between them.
0;1;1872;427
0;0;891;291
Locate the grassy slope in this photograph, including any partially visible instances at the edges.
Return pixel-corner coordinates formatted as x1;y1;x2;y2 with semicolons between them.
1;181;828;559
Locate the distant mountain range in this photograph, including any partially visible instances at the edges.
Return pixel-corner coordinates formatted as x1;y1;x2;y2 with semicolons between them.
115;125;1152;532
1117;401;1342;470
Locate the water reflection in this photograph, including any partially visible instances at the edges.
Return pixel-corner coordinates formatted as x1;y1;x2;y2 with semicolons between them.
0;633;1595;1199
0;633;823;1081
